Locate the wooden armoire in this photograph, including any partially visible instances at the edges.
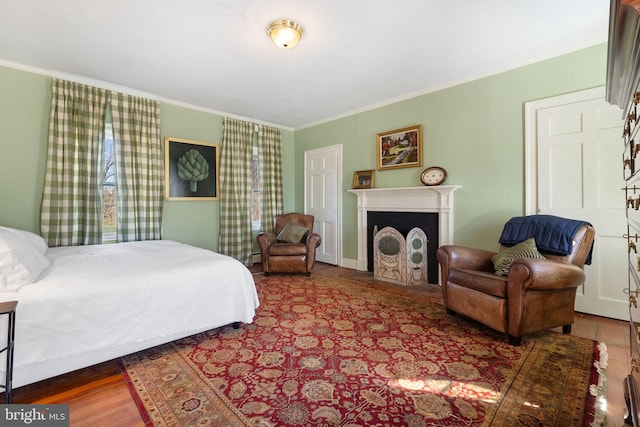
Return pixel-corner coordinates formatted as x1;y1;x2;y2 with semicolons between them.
606;0;640;425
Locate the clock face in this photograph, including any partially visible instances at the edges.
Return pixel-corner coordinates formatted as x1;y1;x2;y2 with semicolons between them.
421;167;447;186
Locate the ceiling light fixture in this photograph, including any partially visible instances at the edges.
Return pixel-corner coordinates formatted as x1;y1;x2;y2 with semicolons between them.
267;19;304;50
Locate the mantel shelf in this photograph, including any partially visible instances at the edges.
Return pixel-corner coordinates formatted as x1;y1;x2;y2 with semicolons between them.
348;185;460;196
348;185;461;273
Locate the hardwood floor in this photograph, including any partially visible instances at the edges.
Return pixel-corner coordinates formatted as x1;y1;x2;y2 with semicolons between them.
9;263;632;426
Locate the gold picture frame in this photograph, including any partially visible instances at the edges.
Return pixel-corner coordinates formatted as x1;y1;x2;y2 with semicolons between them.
353;169;375;189
164;137;219;200
376;125;423;170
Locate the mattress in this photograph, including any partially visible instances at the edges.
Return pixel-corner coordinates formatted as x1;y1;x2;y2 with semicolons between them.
0;240;259;387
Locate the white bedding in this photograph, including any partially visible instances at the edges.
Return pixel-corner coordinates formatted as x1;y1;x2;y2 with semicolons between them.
0;240;259;388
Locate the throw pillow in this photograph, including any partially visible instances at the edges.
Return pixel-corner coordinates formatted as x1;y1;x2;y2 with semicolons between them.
0;226;50;291
491;237;546;276
0;226;48;254
277;222;310;243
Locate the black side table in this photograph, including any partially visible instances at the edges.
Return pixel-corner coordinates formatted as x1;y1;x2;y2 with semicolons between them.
0;301;17;404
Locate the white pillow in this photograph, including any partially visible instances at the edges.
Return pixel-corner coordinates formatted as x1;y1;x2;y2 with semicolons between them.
0;226;48;254
0;226;50;291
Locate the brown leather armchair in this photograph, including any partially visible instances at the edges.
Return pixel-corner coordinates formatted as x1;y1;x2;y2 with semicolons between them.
256;213;322;276
436;216;595;345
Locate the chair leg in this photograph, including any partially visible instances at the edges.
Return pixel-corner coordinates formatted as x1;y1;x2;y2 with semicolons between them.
508;335;522;346
562;324;572;334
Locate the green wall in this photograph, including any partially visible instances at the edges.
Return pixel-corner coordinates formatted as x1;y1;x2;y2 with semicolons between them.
0;43;607;258
293;43;608;260
0;66;294;251
0;67;49;233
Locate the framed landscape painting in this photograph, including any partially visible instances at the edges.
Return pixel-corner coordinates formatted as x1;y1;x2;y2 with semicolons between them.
376;125;423;170
165;137;219;200
353;169;374;189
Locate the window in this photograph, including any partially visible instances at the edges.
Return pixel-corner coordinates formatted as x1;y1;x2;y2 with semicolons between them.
102;122;117;242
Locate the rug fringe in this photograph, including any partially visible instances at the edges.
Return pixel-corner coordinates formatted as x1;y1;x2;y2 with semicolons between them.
590;341;609;427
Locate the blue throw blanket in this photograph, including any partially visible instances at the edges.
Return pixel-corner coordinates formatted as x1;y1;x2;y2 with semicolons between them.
498;215;593;265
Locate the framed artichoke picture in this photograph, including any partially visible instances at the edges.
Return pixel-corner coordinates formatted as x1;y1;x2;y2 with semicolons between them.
165;137;219;200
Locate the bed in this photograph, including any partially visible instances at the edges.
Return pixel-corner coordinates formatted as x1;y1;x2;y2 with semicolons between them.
0;226;259;388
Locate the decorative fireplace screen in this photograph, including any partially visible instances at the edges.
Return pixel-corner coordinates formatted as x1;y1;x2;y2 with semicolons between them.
373;226;429;286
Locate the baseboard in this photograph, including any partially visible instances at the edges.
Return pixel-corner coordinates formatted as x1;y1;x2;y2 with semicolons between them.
340;257;358;270
252;254;359;270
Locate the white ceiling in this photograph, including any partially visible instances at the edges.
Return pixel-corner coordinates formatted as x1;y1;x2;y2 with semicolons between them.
0;0;610;130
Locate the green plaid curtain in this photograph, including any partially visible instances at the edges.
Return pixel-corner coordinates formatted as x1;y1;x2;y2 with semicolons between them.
258;125;284;233
110;92;163;242
40;79;109;246
219;117;254;265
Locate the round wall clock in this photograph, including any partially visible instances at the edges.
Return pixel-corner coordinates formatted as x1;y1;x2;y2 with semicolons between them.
420;166;447;186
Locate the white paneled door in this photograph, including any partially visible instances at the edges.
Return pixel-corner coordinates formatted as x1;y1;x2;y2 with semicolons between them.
526;86;631;320
304;145;342;265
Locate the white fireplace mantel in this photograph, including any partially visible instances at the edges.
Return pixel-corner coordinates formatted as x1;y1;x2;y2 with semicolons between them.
347;185;461;271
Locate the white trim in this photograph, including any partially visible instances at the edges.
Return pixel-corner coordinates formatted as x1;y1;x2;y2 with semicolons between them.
296;41;606;131
0;59;293;131
340;257;357;270
523;86;607;215
347;185;460;272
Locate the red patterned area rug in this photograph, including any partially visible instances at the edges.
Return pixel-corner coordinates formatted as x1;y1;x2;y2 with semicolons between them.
121;275;607;426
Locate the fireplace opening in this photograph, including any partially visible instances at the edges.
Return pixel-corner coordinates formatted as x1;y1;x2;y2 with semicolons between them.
367;211;439;284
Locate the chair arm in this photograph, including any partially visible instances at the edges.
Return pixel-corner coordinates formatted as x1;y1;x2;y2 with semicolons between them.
305;232;322;249
436;245;497;272
256;233;277;251
305;232;322;273
507;258;585;292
